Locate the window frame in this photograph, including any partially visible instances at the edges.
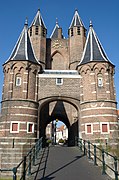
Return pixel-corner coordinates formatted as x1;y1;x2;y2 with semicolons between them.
56;78;63;86
98;74;103;87
16;76;21;86
85;123;93;134
10;122;19;133
100;122;109;134
27;122;34;133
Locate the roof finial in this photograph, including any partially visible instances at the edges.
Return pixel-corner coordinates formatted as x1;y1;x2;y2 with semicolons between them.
89;20;93;28
56;18;58;25
25;17;28;26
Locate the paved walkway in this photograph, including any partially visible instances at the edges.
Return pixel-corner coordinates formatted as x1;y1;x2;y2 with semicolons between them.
28;145;111;180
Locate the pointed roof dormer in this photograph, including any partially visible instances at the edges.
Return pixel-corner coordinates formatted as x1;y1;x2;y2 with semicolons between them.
69;9;85;29
30;9;46;29
50;18;63;39
6;19;39;64
78;21;112;66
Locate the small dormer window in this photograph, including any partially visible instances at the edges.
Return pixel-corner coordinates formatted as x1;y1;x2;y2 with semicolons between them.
98;74;103;87
77;27;80;35
35;26;39;35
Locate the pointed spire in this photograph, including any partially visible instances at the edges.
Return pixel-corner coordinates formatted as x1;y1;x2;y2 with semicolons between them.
89;20;93;28
6;20;39;64
25;17;28;26
78;21;111;66
69;9;85;29
30;9;46;28
50;18;61;38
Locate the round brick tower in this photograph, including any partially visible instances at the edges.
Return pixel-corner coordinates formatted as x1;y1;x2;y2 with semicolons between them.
77;22;118;144
0;20;42;169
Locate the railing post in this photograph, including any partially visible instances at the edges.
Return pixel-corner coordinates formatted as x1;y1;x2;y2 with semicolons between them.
13;167;17;180
38;139;40;153
23;156;26;180
41;137;43;149
114;156;118;180
35;142;37;158
33;146;35;166
102;149;106;175
84;140;86;155
28;150;31;176
94;145;97;165
88;141;91;159
79;139;82;151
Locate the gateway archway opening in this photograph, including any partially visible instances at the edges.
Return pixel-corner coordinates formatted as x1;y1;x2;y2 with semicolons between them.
39;99;79;146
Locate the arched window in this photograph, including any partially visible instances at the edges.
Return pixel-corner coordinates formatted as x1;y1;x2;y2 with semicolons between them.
15;74;21;86
98;74;103;87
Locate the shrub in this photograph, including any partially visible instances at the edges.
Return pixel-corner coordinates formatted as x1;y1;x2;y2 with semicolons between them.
46;139;52;144
58;138;64;143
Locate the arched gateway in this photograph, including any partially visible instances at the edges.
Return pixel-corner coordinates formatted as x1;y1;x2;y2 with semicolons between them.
38;97;80;146
0;9;118;172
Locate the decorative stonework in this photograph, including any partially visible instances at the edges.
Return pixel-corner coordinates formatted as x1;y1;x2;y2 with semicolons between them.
52;40;63;49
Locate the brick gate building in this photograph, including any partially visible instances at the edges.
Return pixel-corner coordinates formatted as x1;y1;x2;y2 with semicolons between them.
0;9;118;170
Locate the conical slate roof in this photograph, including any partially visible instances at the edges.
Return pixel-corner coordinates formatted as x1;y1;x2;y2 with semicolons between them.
6;20;39;64
69;9;85;29
50;19;62;38
30;9;46;28
78;21;111;66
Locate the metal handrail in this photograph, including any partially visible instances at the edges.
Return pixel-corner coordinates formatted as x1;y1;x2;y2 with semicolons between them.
76;138;119;180
0;137;43;180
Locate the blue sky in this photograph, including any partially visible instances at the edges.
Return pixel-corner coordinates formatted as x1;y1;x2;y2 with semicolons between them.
0;0;119;108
